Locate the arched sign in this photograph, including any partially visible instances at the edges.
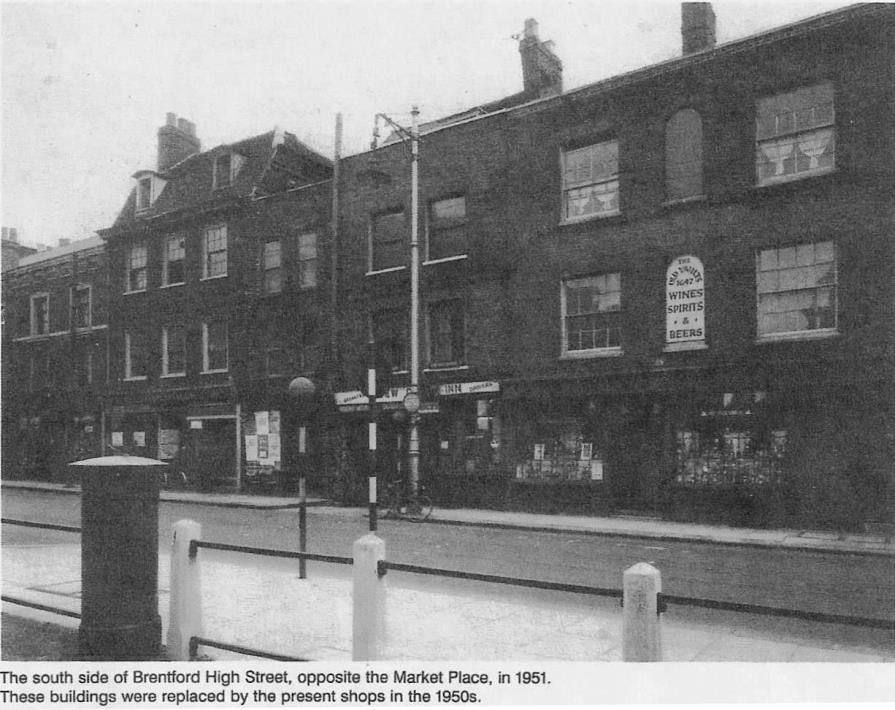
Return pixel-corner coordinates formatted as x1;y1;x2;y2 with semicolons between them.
666;255;705;346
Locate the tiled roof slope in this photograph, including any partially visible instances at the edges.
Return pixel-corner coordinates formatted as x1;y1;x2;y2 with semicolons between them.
16;235;104;268
110;130;332;230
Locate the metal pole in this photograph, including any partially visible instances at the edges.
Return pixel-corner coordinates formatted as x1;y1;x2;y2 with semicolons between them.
408;105;421;499
367;339;378;531
298;424;307;579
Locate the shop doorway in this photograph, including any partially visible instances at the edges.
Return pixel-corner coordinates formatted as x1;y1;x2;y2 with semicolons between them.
189;419;236;491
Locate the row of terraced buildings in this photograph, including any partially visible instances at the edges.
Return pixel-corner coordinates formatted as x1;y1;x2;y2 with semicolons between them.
3;3;893;530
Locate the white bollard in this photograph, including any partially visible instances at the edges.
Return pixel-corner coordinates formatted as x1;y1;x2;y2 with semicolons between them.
167;519;204;661
352;532;386;661
622;562;662;661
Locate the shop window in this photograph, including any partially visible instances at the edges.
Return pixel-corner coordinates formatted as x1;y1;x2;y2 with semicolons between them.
30;293;49;335
515;419;603;481
162;325;186;376
427;196;467;261
427;299;465;367
675;393;787;487
263;240;282;294
163;235;186;286
756;241;837;339
756;83;834;185
561;140;619;222
126;242;147;292
298;232;317;288
71;284;91;329
125;331;148;380
202;319;228;373
372;307;409;373
202;224;228;279
665;109;703;201
370;209;405;272
561;273;622;356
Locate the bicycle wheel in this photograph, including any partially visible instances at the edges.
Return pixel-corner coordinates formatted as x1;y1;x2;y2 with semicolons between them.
408;495;433;522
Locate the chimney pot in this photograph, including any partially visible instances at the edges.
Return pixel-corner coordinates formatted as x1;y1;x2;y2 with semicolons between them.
158;113;201;171
524;18;539;39
519;17;562;98
682;2;716;55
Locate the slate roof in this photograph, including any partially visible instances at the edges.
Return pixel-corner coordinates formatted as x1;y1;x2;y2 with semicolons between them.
108;130;332;231
17;235;104;268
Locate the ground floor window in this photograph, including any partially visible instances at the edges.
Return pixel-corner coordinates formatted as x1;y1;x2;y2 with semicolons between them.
514;418;604;481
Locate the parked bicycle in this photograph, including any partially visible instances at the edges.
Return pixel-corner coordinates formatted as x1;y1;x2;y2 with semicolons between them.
381;479;433;522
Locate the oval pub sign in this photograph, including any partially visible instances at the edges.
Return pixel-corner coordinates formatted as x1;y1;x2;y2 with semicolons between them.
666;255;705;344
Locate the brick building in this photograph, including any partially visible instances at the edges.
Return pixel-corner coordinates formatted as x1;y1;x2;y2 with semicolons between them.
2;236;109;481
97;114;333;491
2;228;37;271
334;3;894;529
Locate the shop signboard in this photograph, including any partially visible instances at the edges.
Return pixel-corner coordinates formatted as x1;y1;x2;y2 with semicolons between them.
438;381;500;396
665;255;706;348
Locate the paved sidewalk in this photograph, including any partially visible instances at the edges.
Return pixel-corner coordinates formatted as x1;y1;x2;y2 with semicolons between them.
3;538;893;662
4;479;893;557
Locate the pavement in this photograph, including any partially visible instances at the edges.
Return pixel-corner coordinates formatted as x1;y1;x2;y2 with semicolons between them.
3;479;894;557
2;479;894;663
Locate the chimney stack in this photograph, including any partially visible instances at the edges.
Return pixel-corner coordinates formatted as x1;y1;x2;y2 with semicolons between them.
682;2;716;54
157;112;201;172
519;18;563;99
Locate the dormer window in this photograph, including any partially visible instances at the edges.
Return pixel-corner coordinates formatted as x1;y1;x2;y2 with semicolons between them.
214;151;245;190
136;178;152;211
133;171;166;212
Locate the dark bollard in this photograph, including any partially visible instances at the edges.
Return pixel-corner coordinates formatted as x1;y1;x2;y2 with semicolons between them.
70;455;167;660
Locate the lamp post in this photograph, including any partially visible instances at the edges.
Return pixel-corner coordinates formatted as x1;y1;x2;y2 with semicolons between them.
372;107;421;499
288;376;316;579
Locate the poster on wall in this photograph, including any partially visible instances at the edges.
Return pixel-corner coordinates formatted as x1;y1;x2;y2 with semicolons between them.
533;444;545;460
158;429;181;460
257;434;269;459
665;255;706;347
256;411;270;436
111;432;123;447
244;435;258;462
580;442;593;461
590;460;604;481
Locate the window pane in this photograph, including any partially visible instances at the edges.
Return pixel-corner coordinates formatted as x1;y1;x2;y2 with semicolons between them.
372;308;408;372
164;236;185;284
165;325;186;374
204;226;227;277
372;211;404;270
264;241;281;269
298;233;317;288
206;321;228;370
428;301;464;365
564;274;622;352
429;197;467;260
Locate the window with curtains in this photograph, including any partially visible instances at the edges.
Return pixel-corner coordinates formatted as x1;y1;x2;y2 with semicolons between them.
756;83;835;185
561;140;619;222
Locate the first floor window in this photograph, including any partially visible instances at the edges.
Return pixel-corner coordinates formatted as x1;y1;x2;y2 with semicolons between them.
163;235;186;285
263;240;282;294
427;196;467;261
203;320;228;372
756;241;837;338
372;307;409;372
203;225;228;278
298;232;318;288
561;140;619;221
266;346;288;377
562;273;622;355
756;83;835;185
30;293;49;335
125;331;147;379
71;284;91;329
163;325;186;376
427;299;465;366
126;242;147;292
370;210;405;271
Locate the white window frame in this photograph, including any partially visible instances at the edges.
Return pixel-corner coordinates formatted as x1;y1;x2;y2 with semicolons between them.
202;320;228;373
202;224;228;279
162;235;186;287
756;241;838;342
162;325;187;377
756;83;835;187
124;331;148;381
70;283;92;329
560;274;624;359
560;140;620;224
125;242;148;293
29;292;50;336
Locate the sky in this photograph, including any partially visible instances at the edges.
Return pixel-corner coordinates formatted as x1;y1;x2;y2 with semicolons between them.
1;0;854;249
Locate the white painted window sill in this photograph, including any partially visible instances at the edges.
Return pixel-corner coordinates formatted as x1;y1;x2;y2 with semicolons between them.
560;347;624;360
756;329;839;344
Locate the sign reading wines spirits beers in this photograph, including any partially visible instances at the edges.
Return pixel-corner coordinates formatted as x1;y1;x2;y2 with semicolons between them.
666;255;705;345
